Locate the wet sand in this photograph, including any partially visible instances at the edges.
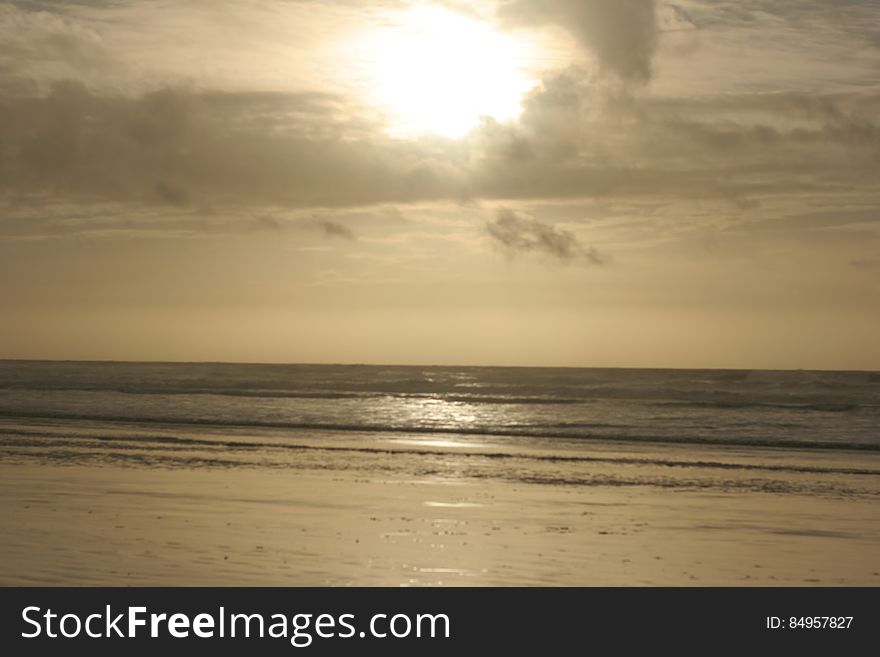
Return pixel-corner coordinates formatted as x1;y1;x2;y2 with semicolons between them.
1;460;878;586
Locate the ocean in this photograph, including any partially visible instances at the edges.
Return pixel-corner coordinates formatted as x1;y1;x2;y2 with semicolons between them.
1;361;878;497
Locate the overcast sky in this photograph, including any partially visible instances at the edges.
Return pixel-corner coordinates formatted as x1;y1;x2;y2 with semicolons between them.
1;0;878;369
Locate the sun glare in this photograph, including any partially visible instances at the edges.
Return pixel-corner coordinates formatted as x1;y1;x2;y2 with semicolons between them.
353;5;539;138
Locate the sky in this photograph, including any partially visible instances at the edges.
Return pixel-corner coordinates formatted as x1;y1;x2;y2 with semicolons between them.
1;0;878;369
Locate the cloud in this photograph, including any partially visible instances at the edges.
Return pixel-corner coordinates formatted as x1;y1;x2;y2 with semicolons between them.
470;68;880;206
2;77;878;223
1;0;879;241
0;81;467;208
154;180;190;206
0;3;107;74
499;0;658;82
486;208;606;264
315;219;355;240
250;215;282;232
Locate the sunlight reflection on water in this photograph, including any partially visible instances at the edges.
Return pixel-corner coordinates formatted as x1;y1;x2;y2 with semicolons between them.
389;438;489;449
423;501;483;508
399;397;479;426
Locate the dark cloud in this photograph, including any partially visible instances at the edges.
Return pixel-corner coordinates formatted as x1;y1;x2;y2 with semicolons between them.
850;257;880;269
499;0;658;82
315;219;355;240
1;76;879;223
0;81;467;208
154;180;190;206
486;208;606;265
664;4;697;29
251;215;281;232
470;71;880;203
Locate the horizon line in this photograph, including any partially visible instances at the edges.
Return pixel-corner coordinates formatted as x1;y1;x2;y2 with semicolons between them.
0;357;877;374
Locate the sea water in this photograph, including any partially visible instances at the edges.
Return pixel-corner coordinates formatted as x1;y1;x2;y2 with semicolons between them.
1;361;878;497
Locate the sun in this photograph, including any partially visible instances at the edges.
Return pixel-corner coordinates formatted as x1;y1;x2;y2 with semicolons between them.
353;5;540;138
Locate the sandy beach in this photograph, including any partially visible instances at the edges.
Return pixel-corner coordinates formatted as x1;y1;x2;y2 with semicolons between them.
2;454;878;586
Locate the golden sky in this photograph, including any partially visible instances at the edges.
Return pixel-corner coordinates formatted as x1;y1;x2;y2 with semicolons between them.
1;0;878;369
